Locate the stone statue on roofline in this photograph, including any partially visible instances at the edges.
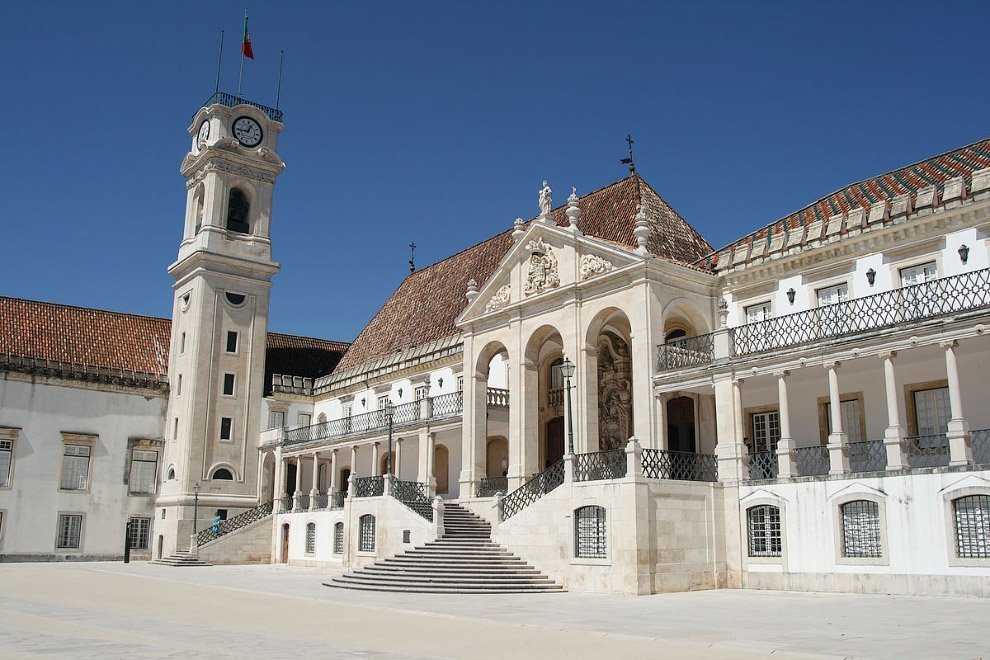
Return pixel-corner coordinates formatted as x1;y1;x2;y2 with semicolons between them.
539;180;553;217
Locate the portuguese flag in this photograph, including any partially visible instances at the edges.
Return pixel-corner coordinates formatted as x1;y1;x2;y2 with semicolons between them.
241;12;254;59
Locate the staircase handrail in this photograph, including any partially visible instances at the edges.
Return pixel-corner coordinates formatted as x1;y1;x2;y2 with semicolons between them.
498;460;565;521
196;500;274;546
388;474;433;521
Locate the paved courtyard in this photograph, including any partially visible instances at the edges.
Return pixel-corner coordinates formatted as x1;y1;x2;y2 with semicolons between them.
0;562;988;659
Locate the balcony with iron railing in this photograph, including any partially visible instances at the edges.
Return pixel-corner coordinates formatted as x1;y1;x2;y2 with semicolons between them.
657;267;990;371
201;91;283;122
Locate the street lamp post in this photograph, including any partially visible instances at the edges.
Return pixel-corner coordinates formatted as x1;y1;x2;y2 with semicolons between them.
192;482;201;537
560;358;576;455
385;401;394;477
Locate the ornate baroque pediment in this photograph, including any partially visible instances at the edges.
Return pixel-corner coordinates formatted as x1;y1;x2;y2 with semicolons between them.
485;284;511;312
580;253;613;280
523;238;559;296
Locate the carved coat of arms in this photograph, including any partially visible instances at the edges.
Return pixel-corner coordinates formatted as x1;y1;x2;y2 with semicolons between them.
523;238;560;296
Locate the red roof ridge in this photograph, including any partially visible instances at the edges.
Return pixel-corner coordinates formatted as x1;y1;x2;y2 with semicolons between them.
0;295;170;325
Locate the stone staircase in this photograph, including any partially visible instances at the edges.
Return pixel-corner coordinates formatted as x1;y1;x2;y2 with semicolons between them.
150;548;211;567
326;503;563;594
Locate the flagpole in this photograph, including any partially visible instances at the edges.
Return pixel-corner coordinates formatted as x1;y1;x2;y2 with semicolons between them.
275;50;284;112
237;9;247;97
214;30;224;96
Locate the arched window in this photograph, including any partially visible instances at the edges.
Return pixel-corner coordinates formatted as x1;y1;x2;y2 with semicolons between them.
574;506;606;558
167;466;176;480
193;185;205;234
305;522;317;554
747;505;782;557
549;357;565;390
953;495;990;559
317;412;327;424
359;514;376;552
226;188;250;234
664;328;687;342
840;500;881;558
333;522;344;554
211;467;234;480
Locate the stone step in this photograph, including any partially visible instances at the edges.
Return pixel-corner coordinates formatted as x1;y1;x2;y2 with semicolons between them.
324;581;564;594
359;567;545;579
341;574;558;587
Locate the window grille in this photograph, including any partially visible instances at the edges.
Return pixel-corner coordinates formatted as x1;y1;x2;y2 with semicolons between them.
574;506;607;558
333;522;344;554
57;514;82;549
128;517;150;549
129;450;158;494
747;505;782;557
954;495;990;559
841;500;882;558
60;445;91;490
305;523;316;554
359;514;376;552
0;439;12;487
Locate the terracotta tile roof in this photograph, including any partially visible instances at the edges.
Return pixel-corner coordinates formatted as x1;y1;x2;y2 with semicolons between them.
701;138;990;268
0;296;348;386
337;175;712;371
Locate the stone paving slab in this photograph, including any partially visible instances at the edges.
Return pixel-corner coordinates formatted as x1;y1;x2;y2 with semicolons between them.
2;562;989;659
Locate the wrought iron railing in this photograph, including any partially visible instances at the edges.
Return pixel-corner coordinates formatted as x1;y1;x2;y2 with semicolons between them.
329;490;346;509
747;451;779;481
431;391;464;418
201;91;283;122
641;449;718;482
849;440;887;473
389;475;433;521
477;476;509;497
574;449;628;482
906;433;950;469
296;494;310;511
196;500;273;546
311;492;328;510
657;333;717;371
354;475;385;498
487;387;510;407
731;267;990;355
795;445;830;476
973;429;990;465
278;495;294;513
499;460;565;520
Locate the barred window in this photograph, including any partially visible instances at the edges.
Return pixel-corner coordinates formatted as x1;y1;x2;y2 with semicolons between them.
747;505;782;557
57;514;82;549
841;500;882;558
0;439;13;487
574;506;607;558
953;495;990;559
359;514;376;552
333;522;344;554
129;450;158;494
305;522;317;554
128;517;150;549
60;445;91;490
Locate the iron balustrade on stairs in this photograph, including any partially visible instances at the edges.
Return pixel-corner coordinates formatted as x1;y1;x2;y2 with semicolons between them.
388;475;433;521
477;476;508;497
196;500;273;546
574;449;628;482
498;460;565;521
641;449;718;482
354;475;385;498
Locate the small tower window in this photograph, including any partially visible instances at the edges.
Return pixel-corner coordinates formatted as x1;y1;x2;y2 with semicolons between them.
193;184;205;234
225;292;246;306
226;188;251;234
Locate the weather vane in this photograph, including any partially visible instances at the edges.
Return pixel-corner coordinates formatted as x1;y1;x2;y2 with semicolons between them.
409;242;417;273
621;134;636;173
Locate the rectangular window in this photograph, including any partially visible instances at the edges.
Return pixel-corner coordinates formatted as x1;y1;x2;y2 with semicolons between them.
900;261;938;286
305;523;316;554
745;301;772;324
220;417;232;441
0;439;12;487
378;395;390;410
57;514;83;549
333;522;344;554
574;506;607;558
841;500;882;558
179;332;186;354
298;413;311;427
825;399;865;443
129;450;158;494
268;410;285;429
127;517;150;549
176;374;182;395
415;386;428;400
223;373;235;396
343;405;352;418
914;387;951;436
60;445;91;491
751;411;780;454
457;376;464;391
226;331;238;353
172;418;179;440
747;505;782;557
816;283;849;306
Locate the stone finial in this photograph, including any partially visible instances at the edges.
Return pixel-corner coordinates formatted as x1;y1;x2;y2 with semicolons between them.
512;217;525;242
566;187;582;233
718;298;729;328
466;278;478;303
633;204;650;255
538;180;553;222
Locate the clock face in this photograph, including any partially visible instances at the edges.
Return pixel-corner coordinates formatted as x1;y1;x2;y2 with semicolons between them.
232;116;263;147
197;120;210;144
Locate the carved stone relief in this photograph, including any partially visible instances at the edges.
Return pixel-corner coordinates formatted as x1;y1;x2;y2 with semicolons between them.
523;238;560;296
580;254;613;280
485;284;511;312
598;331;633;450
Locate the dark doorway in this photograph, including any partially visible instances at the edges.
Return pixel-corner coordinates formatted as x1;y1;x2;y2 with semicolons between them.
340;468;351;496
157;535;163;560
285;463;297;496
280;524;290;563
667;396;697;453
545;417;565;469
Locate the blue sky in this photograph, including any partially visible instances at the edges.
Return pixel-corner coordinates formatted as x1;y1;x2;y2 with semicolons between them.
2;1;988;341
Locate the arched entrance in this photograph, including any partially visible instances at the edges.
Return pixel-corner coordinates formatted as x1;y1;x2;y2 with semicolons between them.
486;437;508;477
280;523;290;563
434;445;449;494
545;417;564;468
585;308;634;453
667;396;696;453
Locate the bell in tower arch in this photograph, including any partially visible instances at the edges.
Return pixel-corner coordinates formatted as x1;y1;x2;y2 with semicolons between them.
226;188;251;234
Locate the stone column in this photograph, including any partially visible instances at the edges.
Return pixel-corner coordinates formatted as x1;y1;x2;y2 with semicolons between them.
713;378;747;481
276;453;288;511
654;393;667;451
350;445;358;478
625;436;643;478
329;449;338;494
775;371;797;478
394;438;403;479
457;365;488;496
309;452;320;511
826;361;850;475
292;457;303;511
942;340;973;466
371;442;381;477
880;351;908;470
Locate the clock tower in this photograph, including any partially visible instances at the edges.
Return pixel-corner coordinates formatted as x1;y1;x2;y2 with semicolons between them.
154;95;285;557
